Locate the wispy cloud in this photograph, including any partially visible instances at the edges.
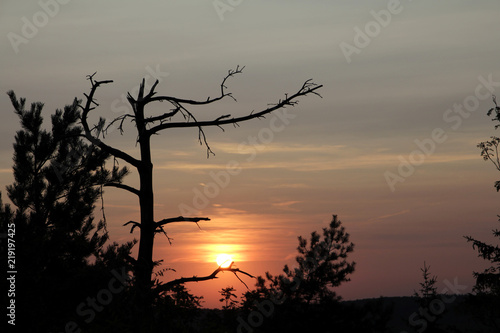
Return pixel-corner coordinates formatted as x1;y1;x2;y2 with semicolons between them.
272;200;301;211
214;142;346;154
211;206;248;215
155;143;481;173
269;183;311;189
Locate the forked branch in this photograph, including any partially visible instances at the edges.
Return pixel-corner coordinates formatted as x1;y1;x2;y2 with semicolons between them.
145;65;244;107
124;220;141;233
156;216;211;228
156;262;255;294
80;73;141;168
140;66;245;153
147;79;323;135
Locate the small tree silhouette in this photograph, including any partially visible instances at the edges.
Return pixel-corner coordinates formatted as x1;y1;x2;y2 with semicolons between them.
240;215;361;332
266;215;355;305
219;286;238;310
168;284;204;309
413;261;438;305
411;262;449;333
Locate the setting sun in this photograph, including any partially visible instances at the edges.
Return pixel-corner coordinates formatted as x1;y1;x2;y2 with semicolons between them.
216;254;233;268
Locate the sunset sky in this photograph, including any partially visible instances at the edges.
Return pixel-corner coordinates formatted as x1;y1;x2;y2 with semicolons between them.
1;1;500;308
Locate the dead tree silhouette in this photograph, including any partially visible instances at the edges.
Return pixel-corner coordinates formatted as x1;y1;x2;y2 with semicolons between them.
79;67;322;322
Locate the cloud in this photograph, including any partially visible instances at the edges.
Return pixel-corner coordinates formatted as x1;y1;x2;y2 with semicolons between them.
155;141;482;174
269;183;311;189
272;200;301;207
213;142;346;155
211;206;248;215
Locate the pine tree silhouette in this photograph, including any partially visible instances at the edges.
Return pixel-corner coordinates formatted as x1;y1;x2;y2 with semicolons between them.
1;91;134;331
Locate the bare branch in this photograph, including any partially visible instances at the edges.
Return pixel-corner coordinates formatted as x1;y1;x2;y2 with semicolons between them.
80;74;141;168
147;80;323;136
146;79;160;99
145;66;244;106
232;267;251;289
124;221;141;233
104;182;140;196
156;216;210;228
144;105;180;124
105;113;135;135
155;225;174;245
199;126;215;158
215;114;231;122
156;262;255;293
173;102;216;157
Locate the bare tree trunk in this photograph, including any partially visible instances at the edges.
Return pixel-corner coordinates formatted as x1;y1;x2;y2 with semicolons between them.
137;157;154;296
135;99;155;325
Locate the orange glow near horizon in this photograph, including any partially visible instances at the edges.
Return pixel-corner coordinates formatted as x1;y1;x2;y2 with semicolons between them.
198;243;246;265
